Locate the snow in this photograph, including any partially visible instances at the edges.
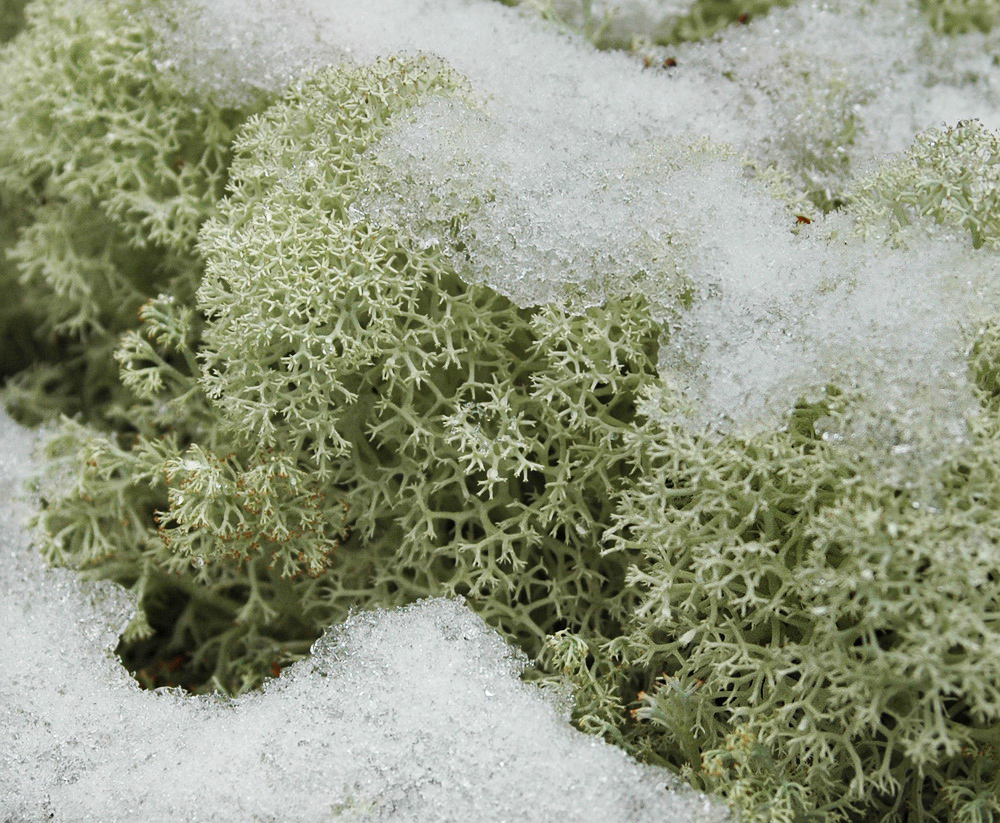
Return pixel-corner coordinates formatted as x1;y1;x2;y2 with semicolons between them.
0;412;726;821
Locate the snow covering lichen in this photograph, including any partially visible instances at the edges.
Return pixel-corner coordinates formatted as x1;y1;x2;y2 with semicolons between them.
4;0;1000;821
0;414;725;823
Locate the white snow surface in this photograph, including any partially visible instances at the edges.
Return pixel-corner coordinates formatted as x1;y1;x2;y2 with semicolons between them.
159;0;1000;448
0;411;726;822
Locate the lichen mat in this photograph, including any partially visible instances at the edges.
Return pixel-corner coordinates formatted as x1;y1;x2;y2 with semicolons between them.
2;0;1000;821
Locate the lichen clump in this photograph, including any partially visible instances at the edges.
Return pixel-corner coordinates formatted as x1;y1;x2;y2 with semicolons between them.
0;0;246;418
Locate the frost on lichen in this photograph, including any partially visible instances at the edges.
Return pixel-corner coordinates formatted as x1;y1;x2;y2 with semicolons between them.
509;0;999;51
743;53;871;212
14;3;1000;821
0;0;248;423
588;118;1000;823
655;0;795;45
147;0;332;109
508;0;797;50
356;94;696;314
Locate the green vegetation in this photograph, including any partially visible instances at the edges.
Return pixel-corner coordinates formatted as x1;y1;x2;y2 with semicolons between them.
0;0;247;420
513;0;795;50
921;0;1000;33
4;1;1000;821
655;0;795;45
0;0;29;42
606;388;1000;821
510;0;1000;50
32;51;668;697
850;119;1000;249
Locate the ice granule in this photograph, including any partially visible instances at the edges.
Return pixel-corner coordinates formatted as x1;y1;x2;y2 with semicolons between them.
0;410;726;822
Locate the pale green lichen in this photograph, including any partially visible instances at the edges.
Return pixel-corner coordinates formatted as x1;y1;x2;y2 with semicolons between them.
0;0;249;423
7;3;1000;822
604;385;1000;821
0;0;28;42
36;56;666;694
850;119;1000;249
657;0;795;45
508;0;1000;50
921;0;1000;33
511;0;796;50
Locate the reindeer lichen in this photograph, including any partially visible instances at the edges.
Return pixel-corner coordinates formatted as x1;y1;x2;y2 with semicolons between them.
0;0;247;422
603;384;1000;821
850;119;1000;249
7;2;1000;821
36;55;667;694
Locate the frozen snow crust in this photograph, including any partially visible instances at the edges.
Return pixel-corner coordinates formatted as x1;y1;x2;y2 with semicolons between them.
0;415;724;823
3;0;1000;821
